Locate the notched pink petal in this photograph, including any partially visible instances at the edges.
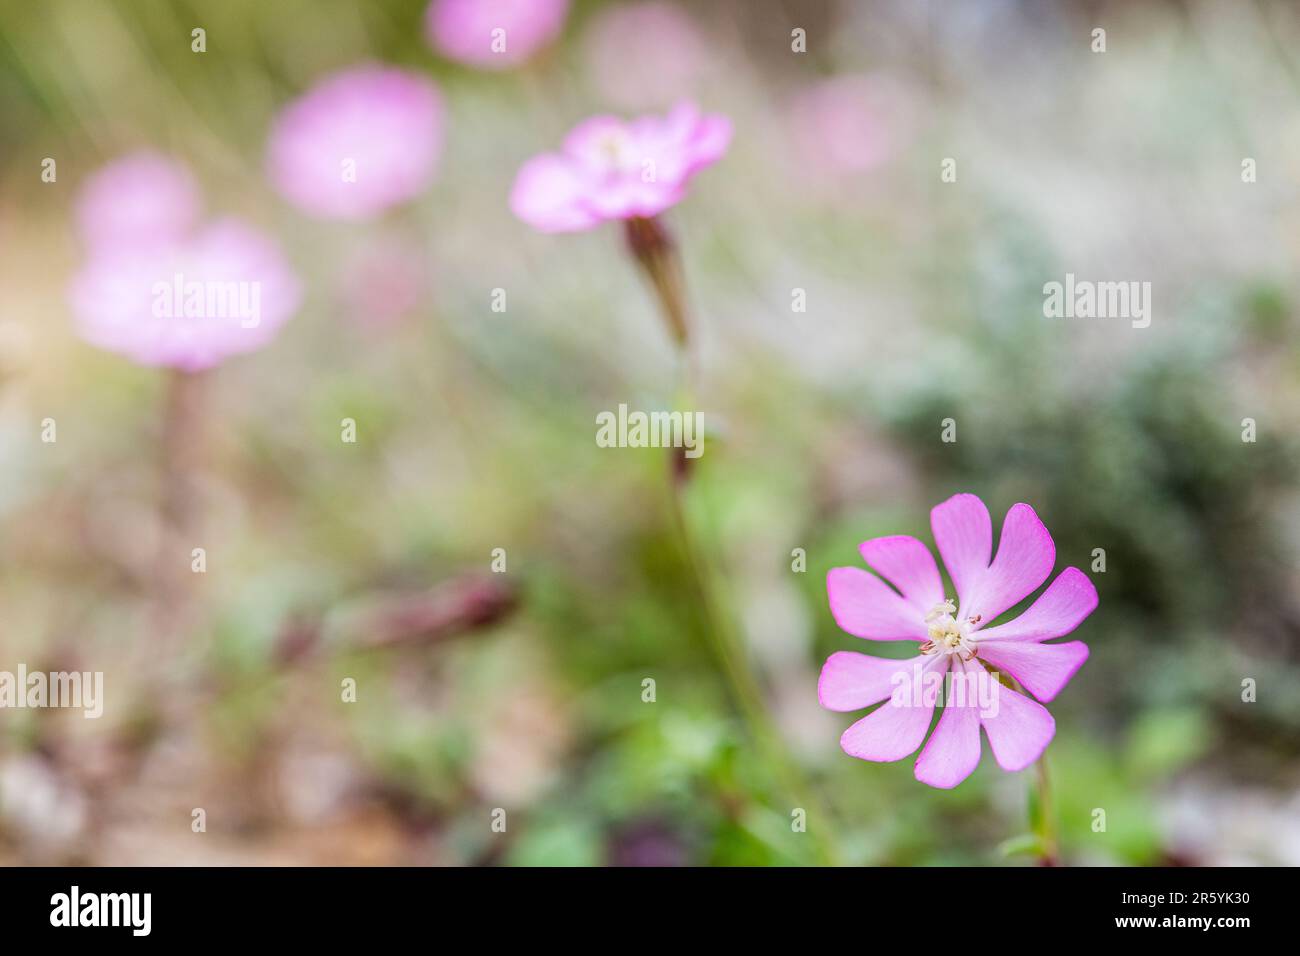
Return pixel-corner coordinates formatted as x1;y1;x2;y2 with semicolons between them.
818;651;923;712
976;567;1098;643
826;566;929;642
839;672;941;762
964;503;1056;624
930;493;992;611
858;535;944;612
977;640;1089;703
980;679;1056;771
913;663;983;789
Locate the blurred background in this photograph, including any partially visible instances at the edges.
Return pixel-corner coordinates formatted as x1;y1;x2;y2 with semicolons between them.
1;0;1298;865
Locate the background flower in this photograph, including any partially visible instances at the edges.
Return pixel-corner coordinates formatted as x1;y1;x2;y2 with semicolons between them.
339;235;428;331
425;0;569;70
787;74;911;179
581;2;710;109
75;151;200;253
266;65;444;220
70;218;301;372
510;102;731;232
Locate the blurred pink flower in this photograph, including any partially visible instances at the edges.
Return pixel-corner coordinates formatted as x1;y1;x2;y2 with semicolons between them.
425;0;568;69
788;74;908;178
75;151;200;252
819;493;1096;789
510;102;731;233
340;236;427;331
70;218;301;372
582;2;709;109
266;65;443;220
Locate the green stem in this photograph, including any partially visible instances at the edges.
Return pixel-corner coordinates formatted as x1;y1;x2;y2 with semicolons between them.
666;460;841;865
1032;756;1060;866
630;216;841;865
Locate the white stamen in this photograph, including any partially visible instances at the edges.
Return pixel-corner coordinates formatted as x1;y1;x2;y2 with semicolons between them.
921;598;978;660
924;599;956;623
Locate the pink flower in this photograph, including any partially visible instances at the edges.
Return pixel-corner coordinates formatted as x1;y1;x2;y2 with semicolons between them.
75;151;200;253
582;2;709;109
266;65;444;220
339;235;427;331
425;0;568;69
510;102;731;233
70;218;301;372
788;75;908;178
819;493;1096;789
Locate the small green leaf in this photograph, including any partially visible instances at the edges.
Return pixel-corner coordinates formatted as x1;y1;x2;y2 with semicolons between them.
998;833;1045;859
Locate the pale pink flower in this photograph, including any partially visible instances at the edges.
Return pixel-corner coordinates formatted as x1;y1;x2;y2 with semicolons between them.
75;151;200;252
510;102;731;233
425;0;568;70
819;493;1096;789
70;218;301;372
788;74;908;178
266;65;443;220
582;2;709;109
339;236;427;331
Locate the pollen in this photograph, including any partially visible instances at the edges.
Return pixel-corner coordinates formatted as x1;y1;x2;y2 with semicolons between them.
921;599;978;661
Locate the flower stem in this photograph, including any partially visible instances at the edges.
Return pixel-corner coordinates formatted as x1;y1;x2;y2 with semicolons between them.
665;464;840;866
624;216;691;350
154;367;208;651
1031;756;1061;866
628;216;841;865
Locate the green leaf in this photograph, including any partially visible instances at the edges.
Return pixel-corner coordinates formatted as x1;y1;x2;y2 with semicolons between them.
998;833;1045;859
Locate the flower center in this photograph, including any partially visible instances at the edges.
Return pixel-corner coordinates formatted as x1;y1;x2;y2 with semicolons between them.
597;131;636;171
920;599;978;661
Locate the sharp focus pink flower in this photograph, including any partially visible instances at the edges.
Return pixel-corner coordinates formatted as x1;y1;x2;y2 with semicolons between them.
69;218;301;372
425;0;569;69
819;493;1096;789
266;65;444;220
75;151;200;253
510;102;732;233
